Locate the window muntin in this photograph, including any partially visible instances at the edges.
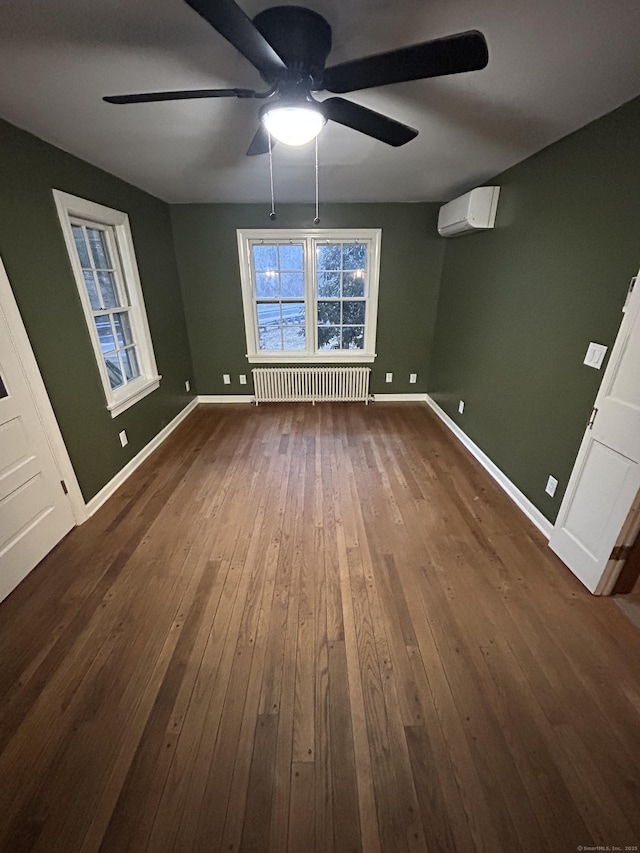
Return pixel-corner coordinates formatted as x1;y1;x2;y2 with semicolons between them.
71;221;142;391
253;242;306;352
53;190;160;418
316;242;367;351
238;229;380;364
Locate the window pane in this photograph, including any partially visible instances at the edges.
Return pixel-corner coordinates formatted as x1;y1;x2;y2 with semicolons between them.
318;326;341;350
316;244;341;271
253;244;277;271
113;311;134;347
281;302;305;324
342;271;365;298
341;326;365;350
105;353;124;389
255;272;279;298
318;272;340;297
122;346;140;381
95;315;116;354
278;243;303;270
282;326;306;350
98;271;119;309
72;225;91;268
257;303;281;326
318;301;341;325
342;243;366;270
87;228;111;269
280;272;304;297
258;325;282;350
343;301;365;325
83;270;101;310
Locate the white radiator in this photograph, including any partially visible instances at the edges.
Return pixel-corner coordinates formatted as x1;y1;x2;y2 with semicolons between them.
253;367;371;404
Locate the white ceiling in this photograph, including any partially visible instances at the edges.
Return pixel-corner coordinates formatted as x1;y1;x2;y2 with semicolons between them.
1;0;639;204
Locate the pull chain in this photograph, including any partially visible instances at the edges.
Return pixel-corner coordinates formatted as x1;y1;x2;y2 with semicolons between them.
314;135;320;225
268;130;276;221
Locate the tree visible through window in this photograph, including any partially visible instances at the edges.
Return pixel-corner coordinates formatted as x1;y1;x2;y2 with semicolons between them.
316;243;366;352
238;229;381;364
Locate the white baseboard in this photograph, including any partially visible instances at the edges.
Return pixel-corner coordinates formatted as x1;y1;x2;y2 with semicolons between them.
373;393;429;402
198;395;255;404
84;398;199;518
424;395;553;539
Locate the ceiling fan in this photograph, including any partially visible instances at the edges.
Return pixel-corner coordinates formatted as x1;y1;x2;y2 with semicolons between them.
104;0;489;155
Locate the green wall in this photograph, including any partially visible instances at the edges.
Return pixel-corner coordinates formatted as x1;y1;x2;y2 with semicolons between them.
170;203;444;396
0;119;194;501
430;96;640;523
3;93;638;523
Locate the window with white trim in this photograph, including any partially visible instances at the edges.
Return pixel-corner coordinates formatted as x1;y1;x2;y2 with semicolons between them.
53;190;161;417
237;229;381;363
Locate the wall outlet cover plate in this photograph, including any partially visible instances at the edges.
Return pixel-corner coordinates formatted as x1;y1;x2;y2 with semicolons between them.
584;342;608;369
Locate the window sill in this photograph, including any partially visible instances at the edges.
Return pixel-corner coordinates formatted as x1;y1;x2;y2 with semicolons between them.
247;353;376;364
107;375;161;418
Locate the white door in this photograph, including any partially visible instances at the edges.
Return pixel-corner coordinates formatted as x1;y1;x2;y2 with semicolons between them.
0;263;76;603
549;271;640;593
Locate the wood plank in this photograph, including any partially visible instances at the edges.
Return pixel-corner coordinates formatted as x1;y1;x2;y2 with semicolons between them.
328;640;362;853
288;762;315;853
239;714;279;853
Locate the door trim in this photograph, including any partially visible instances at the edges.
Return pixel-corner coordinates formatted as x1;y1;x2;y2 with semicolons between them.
597;494;640;595
0;256;86;524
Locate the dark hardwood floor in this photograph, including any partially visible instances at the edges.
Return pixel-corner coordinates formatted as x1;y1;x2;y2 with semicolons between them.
1;402;639;852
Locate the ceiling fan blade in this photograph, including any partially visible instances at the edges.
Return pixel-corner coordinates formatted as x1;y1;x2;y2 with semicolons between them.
322;97;418;147
323;30;488;94
103;88;258;104
183;0;287;80
247;124;274;156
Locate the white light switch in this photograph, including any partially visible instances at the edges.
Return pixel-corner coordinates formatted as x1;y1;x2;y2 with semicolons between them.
583;342;608;370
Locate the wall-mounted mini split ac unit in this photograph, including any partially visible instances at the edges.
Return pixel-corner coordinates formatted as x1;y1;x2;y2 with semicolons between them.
437;186;500;237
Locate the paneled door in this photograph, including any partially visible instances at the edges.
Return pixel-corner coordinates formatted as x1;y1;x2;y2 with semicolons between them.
0;259;76;602
549;270;640;593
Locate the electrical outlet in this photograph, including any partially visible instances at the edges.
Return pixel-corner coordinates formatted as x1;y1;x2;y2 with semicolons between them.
118;430;128;448
458;400;465;414
239;374;247;385
223;374;231;385
386;372;393;383
409;373;417;384
545;476;558;497
185;379;190;392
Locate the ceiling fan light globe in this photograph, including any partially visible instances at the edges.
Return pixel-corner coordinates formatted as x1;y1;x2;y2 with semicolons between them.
262;105;325;146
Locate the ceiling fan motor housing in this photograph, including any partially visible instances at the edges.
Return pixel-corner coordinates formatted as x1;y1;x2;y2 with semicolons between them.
252;6;332;86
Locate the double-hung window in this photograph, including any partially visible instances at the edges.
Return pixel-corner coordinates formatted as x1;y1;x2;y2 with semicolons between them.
237;229;381;363
53;190;160;417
